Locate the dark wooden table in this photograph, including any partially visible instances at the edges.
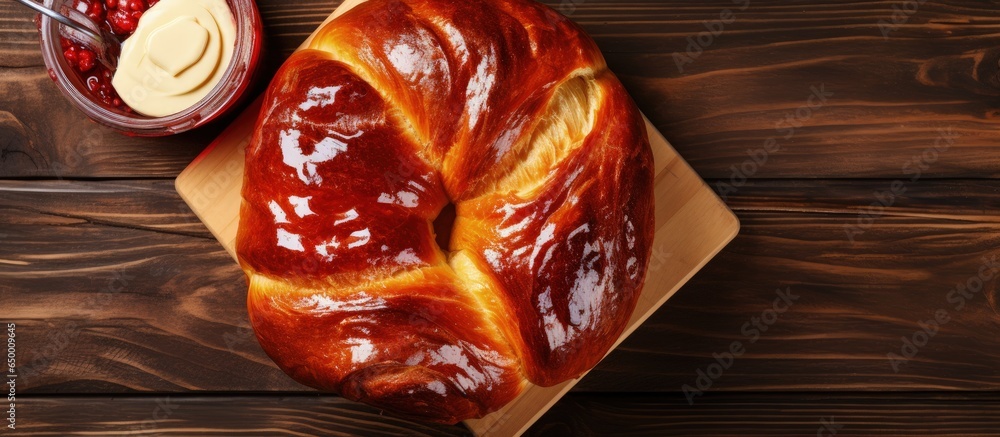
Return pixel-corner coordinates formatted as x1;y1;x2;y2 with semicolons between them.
4;0;1000;435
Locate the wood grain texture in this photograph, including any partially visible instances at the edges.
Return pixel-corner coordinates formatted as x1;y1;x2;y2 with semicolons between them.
4;178;1000;394
612;0;1000;179
0;184;294;393
5;0;1000;178
0;179;211;238
591;178;1000;392
528;392;1000;436
13;392;1000;436
13;395;470;436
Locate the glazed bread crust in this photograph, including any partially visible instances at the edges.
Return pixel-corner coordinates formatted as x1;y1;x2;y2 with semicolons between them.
237;0;654;423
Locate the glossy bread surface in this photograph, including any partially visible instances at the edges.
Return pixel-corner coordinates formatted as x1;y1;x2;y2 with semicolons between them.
237;0;654;423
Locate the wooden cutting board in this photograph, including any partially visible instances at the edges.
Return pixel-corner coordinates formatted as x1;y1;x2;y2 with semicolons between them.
176;0;739;434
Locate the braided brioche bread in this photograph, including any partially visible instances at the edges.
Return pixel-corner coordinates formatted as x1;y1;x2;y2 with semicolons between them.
237;0;654;423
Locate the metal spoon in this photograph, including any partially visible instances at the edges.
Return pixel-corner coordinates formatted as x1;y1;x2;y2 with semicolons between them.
14;0;119;70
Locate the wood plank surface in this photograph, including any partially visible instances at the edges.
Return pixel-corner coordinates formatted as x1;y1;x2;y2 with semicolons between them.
602;180;1000;392
12;395;470;436
4;178;1000;394
5;0;1000;433
5;1;1000;178
529;392;1000;436
11;392;1000;436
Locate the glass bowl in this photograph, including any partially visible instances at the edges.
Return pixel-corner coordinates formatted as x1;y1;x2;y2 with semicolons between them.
37;0;265;136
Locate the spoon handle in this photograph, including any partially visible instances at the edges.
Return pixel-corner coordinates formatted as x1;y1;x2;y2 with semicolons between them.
14;0;105;44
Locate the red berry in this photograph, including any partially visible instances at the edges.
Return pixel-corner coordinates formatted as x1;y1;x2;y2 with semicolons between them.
64;48;78;66
107;8;138;35
77;49;95;72
57;0;138;113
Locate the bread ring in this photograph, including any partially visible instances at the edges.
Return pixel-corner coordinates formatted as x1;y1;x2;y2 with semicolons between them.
237;0;654;423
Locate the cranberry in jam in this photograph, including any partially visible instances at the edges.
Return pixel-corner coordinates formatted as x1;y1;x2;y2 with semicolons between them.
58;0;160;113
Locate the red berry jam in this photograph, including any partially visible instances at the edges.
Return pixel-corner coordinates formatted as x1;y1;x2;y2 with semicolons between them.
57;0;160;113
